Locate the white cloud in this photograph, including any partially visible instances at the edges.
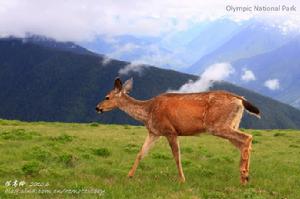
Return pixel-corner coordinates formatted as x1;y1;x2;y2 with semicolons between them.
109;43;140;58
101;55;112;65
131;44;186;68
106;42;186;69
264;79;280;90
241;69;256;82
0;0;300;41
170;62;234;93
118;61;145;76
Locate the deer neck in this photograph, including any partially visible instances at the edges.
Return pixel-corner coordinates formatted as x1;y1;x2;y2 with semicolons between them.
117;94;150;123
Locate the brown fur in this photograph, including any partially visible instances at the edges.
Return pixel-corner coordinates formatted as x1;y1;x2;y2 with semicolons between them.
96;78;260;184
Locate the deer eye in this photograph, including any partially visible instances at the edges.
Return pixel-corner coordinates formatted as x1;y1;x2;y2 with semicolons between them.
105;96;110;100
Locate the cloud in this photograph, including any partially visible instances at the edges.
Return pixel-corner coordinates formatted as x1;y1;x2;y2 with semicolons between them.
170;63;234;93
241;69;256;82
101;55;112;65
107;41;187;69
118;61;145;76
0;0;208;41
264;79;280;90
109;43;140;58
0;0;300;41
130;44;186;68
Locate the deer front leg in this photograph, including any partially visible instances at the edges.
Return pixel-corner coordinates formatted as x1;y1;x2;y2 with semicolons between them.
166;135;185;182
128;134;159;178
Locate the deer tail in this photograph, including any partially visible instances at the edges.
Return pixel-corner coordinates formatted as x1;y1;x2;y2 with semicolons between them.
242;99;261;119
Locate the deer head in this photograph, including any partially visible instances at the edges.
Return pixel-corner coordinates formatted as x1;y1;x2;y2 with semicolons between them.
96;77;133;113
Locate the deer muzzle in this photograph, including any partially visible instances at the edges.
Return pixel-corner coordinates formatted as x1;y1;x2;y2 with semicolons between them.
95;107;103;113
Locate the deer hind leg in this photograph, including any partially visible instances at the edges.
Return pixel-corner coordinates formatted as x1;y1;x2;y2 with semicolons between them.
211;128;252;185
128;134;159;178
166;135;185;182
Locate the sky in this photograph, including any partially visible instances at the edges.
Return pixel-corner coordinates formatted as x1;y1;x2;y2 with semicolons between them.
0;0;300;41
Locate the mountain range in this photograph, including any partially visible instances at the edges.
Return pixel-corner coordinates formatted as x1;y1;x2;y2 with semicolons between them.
0;37;300;129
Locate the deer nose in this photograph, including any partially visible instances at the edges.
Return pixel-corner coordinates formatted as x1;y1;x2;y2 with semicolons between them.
95;107;103;113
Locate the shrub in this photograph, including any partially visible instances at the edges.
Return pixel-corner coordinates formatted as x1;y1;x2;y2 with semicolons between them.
0;129;40;140
22;161;41;176
92;148;111;157
252;139;259;144
273;132;285;137
181;147;193;153
50;134;74;143
252;131;262;136
243;188;265;199
199;168;214;177
90;122;99;127
152;153;171;160
289;144;300;148
222;156;234;163
59;154;78;167
29;147;51;162
124;144;139;153
182;160;192;166
203;191;226;199
123;125;131;129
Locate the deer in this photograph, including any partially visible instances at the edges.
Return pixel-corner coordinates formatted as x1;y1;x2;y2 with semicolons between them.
95;77;260;185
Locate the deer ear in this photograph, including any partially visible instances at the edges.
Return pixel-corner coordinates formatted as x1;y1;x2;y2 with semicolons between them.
114;77;122;91
122;78;133;94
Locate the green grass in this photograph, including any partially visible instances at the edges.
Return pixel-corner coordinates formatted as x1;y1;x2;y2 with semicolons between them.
0;119;299;198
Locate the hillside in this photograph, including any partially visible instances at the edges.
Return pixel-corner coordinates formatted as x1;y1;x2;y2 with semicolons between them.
0;38;300;129
4;36;95;56
0;119;300;198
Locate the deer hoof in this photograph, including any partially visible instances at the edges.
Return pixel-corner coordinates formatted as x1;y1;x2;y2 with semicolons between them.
179;176;186;183
127;171;134;178
240;176;249;185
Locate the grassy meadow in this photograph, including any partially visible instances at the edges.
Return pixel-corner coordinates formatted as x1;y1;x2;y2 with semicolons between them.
0;119;299;199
